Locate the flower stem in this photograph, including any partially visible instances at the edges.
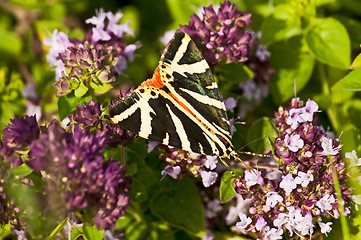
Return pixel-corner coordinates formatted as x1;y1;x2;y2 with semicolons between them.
317;62;340;131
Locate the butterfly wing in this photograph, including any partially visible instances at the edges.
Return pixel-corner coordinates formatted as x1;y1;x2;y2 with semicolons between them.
110;31;234;158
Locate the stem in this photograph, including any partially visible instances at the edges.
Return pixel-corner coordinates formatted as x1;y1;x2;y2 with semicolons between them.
317;62;340;131
331;162;351;240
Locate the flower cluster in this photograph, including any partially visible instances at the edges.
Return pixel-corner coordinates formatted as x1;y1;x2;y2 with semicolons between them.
0;115;132;231
231;98;352;239
156;145;219;188
44;9;137;97
180;1;253;66
69;99;136;147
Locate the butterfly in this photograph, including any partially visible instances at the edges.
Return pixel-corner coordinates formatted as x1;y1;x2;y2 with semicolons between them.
109;31;250;168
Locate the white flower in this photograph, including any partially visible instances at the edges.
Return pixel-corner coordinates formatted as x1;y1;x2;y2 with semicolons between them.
225;195;251;224
318;222;333;236
161;165;181;179
204;199;222;218
316;194;335;212
263;227;283;240
203;155;218;170
295;170;314;187
235;213;252;230
244;169;264;187
280;173;297;193
320;136;339;156
199;170;218;187
266;191;283;208
284;134;304;152
345;150;361;167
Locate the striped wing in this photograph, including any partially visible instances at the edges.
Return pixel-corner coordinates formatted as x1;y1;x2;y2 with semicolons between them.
109;31;234;159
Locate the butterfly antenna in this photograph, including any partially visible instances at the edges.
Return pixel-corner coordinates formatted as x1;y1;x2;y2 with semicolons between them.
237;151;273;158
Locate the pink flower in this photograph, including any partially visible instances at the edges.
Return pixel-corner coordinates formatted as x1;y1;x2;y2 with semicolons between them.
280;173;297;193
284;134;304;152
199;170;218;187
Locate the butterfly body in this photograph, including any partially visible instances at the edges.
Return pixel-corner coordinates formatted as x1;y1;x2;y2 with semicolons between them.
110;31;242;167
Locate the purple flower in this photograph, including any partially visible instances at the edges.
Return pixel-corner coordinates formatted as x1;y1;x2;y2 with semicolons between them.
161;165;181;179
27;122;131;229
299;99;318;122
86;9;134;42
286;108;303;129
199;170;218;187
45;9;137;96
255;217;267;231
43;29;72;80
180;1;253;66
284;134;304;152
2;115;39;153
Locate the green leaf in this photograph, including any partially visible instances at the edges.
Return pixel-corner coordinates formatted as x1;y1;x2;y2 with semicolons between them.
269;36;315;104
332;68;361;91
71;227;84;240
350;54;361;70
89;81;113;95
11;163;33;176
261;4;302;45
247;117;277;153
74;81;89;97
83;225;104;240
305;17;351;69
347;100;361;129
131;179;147;202
151;177;205;237
0;221;11;238
220;170;237;203
46;218;68;240
216;62;254;83
0;28;22;60
57;93;92;120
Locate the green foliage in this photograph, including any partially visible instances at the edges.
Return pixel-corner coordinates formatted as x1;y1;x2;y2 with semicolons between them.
220;170;237;203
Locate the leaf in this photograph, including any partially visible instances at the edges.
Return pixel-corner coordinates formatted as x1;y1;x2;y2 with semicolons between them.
332;67;361;91
11;163;33;176
83;225;104;240
46;218;68;240
347;100;361;129
216;62;254;83
261;4;302;45
0;28;22;59
220;170;237;203
350;54;361;70
151;177;205;237
305;17;351;69
89;81;113;95
247;117;277;153
74;81;88;97
57;93;91;120
131;179;147;202
269;36;315;104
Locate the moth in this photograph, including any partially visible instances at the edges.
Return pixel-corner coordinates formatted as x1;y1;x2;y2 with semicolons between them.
109;31;249;168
